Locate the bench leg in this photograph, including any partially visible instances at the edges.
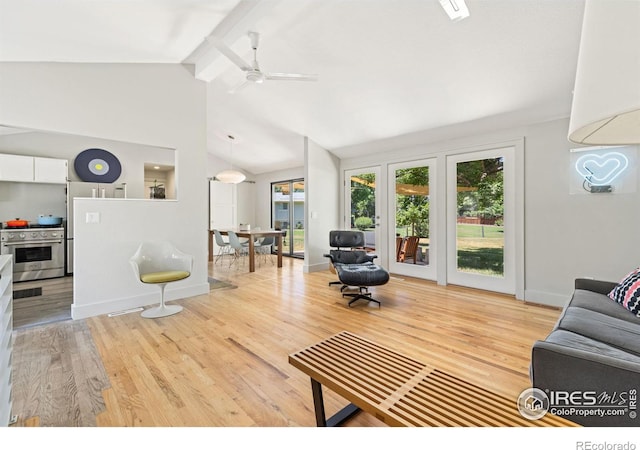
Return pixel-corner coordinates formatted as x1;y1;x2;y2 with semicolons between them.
310;378;361;427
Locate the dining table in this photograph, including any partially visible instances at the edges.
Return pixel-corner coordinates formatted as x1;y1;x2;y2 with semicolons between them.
209;228;287;273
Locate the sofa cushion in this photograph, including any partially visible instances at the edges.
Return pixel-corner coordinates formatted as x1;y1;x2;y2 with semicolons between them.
558;307;640;355
544;329;640;364
140;270;190;284
571;289;640;323
608;268;640;317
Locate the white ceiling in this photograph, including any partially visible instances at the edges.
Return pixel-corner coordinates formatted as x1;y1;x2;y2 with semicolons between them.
0;0;586;175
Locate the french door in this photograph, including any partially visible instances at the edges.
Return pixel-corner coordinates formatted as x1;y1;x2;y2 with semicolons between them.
344;167;380;252
446;147;518;295
387;159;436;279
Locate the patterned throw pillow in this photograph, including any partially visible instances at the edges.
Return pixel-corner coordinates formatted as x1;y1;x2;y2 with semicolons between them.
608;268;640;316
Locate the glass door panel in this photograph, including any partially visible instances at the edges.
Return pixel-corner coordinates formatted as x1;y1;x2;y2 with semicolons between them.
272;179;304;258
388;159;436;279
292;180;305;257
455;158;504;277
447;148;515;294
345;167;380;252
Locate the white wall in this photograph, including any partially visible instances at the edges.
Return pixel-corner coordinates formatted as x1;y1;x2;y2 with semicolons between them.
339;117;640;307
236;182;256;226
253;166;305;230
73;198;207;318
524;119;640;305
0;182;67;223
0;62;209;318
304;137;340;272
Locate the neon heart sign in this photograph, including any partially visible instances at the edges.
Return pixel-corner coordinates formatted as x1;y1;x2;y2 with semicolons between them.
575;152;629;186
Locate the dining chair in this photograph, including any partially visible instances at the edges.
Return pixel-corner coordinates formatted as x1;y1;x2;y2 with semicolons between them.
256;235;275;265
227;230;249;268
213;229;232;265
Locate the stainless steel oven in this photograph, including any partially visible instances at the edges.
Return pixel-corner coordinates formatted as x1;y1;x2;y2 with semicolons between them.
0;227;64;282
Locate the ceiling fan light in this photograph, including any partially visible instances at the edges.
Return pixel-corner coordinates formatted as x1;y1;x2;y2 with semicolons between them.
247;71;265;83
215;169;246;184
439;0;469;22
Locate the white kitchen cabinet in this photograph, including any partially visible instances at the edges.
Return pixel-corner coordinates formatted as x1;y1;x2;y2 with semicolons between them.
0;154;33;182
34;157;68;184
0;154;68;184
0;255;14;427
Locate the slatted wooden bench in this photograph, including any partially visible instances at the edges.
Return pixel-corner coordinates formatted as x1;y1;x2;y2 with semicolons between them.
288;331;577;427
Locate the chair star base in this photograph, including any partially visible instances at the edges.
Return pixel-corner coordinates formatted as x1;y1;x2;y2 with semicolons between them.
141;304;183;318
342;289;381;307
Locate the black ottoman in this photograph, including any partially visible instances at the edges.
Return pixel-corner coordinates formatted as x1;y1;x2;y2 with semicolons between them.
334;263;390;307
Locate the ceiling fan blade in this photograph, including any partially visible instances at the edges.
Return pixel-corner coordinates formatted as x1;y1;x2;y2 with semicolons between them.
264;73;318;82
228;79;251;94
207;37;252;72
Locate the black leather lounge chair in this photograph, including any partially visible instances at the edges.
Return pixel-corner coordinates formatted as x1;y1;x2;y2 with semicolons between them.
324;230;390;307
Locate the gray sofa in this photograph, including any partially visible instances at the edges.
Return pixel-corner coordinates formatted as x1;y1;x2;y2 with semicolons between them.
531;278;640;427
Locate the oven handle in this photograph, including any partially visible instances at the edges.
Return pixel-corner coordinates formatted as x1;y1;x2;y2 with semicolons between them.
2;240;64;246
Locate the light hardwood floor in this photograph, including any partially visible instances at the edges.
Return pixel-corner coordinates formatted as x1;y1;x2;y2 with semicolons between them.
12;276;73;329
12;256;562;427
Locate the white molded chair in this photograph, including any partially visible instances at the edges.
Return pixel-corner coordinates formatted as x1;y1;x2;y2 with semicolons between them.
213;229;231;264
130;241;193;318
227;231;249;268
256;236;275;266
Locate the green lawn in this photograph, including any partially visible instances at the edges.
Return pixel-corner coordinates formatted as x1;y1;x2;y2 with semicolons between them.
456;224;504;277
280;229;304;253
456;223;504;239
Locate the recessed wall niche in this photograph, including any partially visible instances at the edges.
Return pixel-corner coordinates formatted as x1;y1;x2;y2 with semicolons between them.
144;163;175;199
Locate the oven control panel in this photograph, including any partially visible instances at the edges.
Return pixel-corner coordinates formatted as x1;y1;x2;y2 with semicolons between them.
0;227;64;242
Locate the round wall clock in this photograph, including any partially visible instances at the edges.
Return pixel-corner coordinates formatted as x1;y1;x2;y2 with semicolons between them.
74;148;122;183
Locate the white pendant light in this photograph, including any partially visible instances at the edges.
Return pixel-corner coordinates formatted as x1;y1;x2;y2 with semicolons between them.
215;135;246;184
568;0;640;145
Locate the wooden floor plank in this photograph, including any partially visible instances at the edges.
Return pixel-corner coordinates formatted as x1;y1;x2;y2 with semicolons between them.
11;258;564;427
11;320;110;426
12;276;73;329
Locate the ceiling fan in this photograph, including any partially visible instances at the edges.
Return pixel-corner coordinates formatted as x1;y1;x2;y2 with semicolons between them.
208;31;318;93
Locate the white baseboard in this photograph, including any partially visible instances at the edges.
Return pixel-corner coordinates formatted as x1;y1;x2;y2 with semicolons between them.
524;289;570;308
303;261;330;273
71;282;210;320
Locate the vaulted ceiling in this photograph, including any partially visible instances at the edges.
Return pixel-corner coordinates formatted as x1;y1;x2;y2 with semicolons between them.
0;0;586;174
